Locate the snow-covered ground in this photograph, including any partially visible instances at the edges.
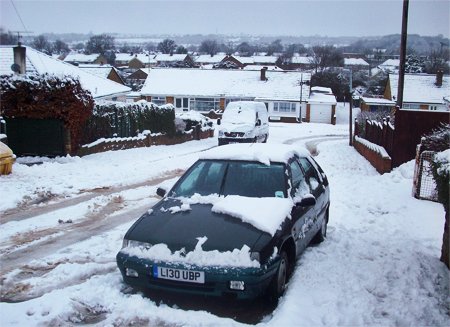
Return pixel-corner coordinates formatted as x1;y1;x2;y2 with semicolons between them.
0;117;448;326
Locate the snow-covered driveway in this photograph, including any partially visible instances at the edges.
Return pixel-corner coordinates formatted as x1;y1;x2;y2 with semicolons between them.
0;122;448;326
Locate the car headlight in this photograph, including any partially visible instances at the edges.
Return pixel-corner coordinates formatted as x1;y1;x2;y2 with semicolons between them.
122;239;152;250
218;130;224;137
244;131;253;137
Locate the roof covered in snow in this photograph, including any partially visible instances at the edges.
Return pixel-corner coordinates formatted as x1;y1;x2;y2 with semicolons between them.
154;54;189;62
115;53;156;64
307;92;337;105
291;56;312;64
194;54;227;64
63;52;101;63
360;97;396;105
140;68;310;101
252;56;279;64
344;58;369;66
380;59;399;68
0;46;131;99
388;73;449;104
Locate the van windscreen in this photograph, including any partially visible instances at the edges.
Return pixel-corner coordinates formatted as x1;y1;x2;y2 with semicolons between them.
222;107;256;124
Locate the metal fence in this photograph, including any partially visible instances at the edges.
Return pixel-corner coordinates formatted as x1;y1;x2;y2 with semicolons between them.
413;150;438;202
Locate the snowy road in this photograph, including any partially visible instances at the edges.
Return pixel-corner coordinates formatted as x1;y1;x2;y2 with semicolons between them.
0;122;448;326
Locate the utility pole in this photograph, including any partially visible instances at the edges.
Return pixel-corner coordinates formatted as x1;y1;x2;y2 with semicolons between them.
397;0;409;108
349;69;353;146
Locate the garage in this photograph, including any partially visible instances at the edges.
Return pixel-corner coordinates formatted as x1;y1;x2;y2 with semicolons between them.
307;87;337;125
309;104;333;123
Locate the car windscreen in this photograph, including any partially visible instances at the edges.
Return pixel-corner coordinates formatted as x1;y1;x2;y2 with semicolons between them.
169;160;286;198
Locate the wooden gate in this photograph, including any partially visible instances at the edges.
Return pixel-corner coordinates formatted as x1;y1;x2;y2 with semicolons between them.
5;118;66;157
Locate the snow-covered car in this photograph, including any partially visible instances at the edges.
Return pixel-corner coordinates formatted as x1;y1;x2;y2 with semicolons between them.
116;143;330;300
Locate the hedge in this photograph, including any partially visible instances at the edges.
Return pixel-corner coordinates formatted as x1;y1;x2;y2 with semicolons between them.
80;100;176;144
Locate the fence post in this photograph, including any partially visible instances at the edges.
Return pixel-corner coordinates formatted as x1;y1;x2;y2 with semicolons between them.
354;118;359;137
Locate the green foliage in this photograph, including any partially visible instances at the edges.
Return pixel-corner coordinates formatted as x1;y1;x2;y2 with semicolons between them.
422;124;450;210
81;101;176;144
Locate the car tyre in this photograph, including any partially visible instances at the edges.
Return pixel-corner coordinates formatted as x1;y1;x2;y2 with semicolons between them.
263;134;268;143
268;251;289;301
312;210;328;244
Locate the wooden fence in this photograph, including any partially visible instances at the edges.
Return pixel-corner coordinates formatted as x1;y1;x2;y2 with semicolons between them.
354;117;395;159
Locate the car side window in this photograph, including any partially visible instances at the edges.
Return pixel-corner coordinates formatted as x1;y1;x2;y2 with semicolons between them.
298;158;321;192
289;160;310;198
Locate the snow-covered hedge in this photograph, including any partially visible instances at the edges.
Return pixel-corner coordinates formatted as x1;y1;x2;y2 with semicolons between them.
81;100;175;144
0;73;94;153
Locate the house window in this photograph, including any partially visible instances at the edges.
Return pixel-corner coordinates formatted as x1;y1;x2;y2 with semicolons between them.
273;102;296;113
151;96;166;106
225;98;253;106
175;97;189;111
190;97;220;112
403;103;420;110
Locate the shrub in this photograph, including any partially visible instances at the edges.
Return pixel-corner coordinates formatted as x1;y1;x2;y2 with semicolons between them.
80;100;175;144
0;73;94;152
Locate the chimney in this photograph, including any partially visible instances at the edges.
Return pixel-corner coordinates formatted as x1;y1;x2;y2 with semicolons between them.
13;44;26;74
260;66;268;81
435;70;443;87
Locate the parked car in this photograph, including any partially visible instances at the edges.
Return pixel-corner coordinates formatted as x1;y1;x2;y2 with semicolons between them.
217;101;269;146
116;143;330;301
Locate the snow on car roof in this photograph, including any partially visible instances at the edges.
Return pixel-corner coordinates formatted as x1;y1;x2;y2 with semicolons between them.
199;143;310;165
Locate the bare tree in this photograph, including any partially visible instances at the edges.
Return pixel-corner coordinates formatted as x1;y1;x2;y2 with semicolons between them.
266;39;283;55
309;45;344;73
53;39;70;55
32;35;51;54
199;39;219;56
85;34;115;54
157;39;177;54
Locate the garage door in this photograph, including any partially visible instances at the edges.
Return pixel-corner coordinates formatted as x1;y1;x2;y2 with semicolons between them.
310;104;332;123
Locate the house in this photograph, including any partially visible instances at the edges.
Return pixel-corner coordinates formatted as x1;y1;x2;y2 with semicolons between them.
0;45;131;101
252;56;279;66
63;52;107;66
384;72;449;111
125;68;151;90
115;53;157;69
216;55;254;69
359;97;396;112
306;87;337;124
378;59;400;73
194;54;227;67
280;56;312;70
140;67;310;123
79;64;126;85
344;58;370;74
154;54;195;67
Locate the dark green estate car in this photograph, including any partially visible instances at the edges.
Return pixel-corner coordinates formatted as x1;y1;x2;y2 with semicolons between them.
116;143;330;300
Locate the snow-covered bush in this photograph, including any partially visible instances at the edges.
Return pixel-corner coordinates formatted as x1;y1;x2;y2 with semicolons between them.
422;124;450;268
356;108;394;138
0;73;94;152
81;100;175;144
176;111;214;132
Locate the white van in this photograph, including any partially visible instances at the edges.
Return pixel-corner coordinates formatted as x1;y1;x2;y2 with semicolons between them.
217;101;269;146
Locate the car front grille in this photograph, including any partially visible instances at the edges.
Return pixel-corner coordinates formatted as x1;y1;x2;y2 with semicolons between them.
225;132;245;137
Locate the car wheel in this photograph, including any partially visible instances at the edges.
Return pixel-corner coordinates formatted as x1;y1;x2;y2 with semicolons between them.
312;210;328;244
263;134;268;143
268;251;289;300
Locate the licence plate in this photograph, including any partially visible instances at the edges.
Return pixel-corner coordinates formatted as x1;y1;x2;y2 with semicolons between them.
153;266;205;284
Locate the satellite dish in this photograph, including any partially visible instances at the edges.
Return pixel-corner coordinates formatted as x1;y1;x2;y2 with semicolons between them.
10;63;21;73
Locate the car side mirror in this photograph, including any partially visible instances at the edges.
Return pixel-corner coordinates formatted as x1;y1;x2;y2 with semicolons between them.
156;187;166;198
322;175;329;186
295;194;316;207
217;118;221;125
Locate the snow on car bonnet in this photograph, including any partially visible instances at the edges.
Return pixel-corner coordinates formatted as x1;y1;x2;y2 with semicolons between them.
200;143;309;166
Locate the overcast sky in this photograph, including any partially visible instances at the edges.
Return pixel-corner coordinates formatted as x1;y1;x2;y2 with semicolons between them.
1;0;449;38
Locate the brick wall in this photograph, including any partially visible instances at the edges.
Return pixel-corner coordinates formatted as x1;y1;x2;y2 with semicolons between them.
353;137;392;174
